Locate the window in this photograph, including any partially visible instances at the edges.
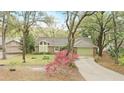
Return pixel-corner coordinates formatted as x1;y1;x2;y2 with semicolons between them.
54;47;60;52
40;42;43;45
40;41;49;45
44;42;47;45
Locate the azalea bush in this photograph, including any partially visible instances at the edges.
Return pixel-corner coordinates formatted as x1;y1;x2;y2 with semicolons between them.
45;50;79;76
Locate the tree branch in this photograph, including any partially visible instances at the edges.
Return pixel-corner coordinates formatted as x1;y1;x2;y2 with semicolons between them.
66;11;70;31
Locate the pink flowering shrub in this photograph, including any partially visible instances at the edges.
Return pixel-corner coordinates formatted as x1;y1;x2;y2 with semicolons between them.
45;50;79;76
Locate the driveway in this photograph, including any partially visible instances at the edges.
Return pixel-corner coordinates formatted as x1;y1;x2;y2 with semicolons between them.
75;56;124;81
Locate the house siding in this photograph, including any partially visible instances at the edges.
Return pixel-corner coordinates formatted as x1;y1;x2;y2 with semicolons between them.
6;41;22;54
35;46;39;53
48;46;54;54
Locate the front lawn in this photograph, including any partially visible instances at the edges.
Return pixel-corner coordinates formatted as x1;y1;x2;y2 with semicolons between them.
0;53;85;80
0;54;54;66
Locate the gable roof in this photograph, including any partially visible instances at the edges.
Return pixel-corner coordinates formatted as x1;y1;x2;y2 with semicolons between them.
74;37;97;48
0;36;21;46
6;40;21;45
37;37;97;48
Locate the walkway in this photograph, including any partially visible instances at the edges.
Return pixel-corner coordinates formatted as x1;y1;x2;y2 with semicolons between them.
75;57;124;81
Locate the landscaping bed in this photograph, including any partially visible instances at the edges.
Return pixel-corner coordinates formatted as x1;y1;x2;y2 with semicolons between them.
96;52;124;75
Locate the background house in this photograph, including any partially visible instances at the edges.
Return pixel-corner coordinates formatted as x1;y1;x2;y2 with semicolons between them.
0;36;22;54
35;37;97;56
6;40;22;54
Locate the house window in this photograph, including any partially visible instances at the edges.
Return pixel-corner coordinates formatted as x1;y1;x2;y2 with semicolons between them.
40;42;43;45
44;42;47;45
40;41;49;45
54;47;60;52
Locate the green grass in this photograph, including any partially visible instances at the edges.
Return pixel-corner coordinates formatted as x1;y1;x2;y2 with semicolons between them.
0;54;54;66
117;48;124;65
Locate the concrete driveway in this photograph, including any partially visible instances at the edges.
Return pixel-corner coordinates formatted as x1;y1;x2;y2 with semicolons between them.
75;56;124;81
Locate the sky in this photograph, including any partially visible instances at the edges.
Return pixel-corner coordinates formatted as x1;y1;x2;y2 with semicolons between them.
47;11;66;28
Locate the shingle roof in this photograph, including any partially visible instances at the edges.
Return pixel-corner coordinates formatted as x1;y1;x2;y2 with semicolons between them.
74;37;97;48
0;36;21;46
37;37;68;46
37;37;97;48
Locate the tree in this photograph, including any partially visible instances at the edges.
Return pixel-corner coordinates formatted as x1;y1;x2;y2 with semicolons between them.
0;11;10;59
65;11;95;55
15;11;45;63
110;11;124;64
43;15;56;37
25;33;35;53
94;11;113;57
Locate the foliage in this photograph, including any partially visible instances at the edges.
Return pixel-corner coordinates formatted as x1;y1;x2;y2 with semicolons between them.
119;57;124;65
45;50;79;76
25;34;35;53
20;33;35;53
60;46;68;50
108;46;116;57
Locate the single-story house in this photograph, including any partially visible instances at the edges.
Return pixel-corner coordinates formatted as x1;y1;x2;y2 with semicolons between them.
35;37;97;56
5;40;22;54
0;36;22;54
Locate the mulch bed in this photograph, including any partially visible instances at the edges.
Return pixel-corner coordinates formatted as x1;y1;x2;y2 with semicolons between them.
96;52;124;75
0;66;84;81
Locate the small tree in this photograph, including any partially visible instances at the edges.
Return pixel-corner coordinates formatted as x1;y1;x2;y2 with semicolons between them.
15;11;46;63
25;33;35;53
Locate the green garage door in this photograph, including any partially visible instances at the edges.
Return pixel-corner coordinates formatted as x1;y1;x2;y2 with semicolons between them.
77;48;93;56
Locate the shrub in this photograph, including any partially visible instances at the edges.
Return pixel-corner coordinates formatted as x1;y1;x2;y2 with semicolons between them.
119;57;124;65
42;56;50;60
45;50;79;76
33;52;52;55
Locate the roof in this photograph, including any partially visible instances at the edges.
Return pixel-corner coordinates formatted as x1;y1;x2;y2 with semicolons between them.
0;36;21;46
74;37;97;48
6;40;21;45
37;37;68;46
37;37;96;48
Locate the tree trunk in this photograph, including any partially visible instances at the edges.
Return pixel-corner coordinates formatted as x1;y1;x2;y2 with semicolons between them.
66;32;75;56
22;32;26;63
2;31;6;59
98;47;103;56
71;33;75;53
114;37;119;64
98;31;103;57
1;15;6;59
66;32;72;55
115;53;119;64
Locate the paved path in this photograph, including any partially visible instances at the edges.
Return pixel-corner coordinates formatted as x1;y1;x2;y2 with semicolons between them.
75;57;124;81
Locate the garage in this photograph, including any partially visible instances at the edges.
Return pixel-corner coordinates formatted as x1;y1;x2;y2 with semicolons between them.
77;48;93;56
74;37;97;57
